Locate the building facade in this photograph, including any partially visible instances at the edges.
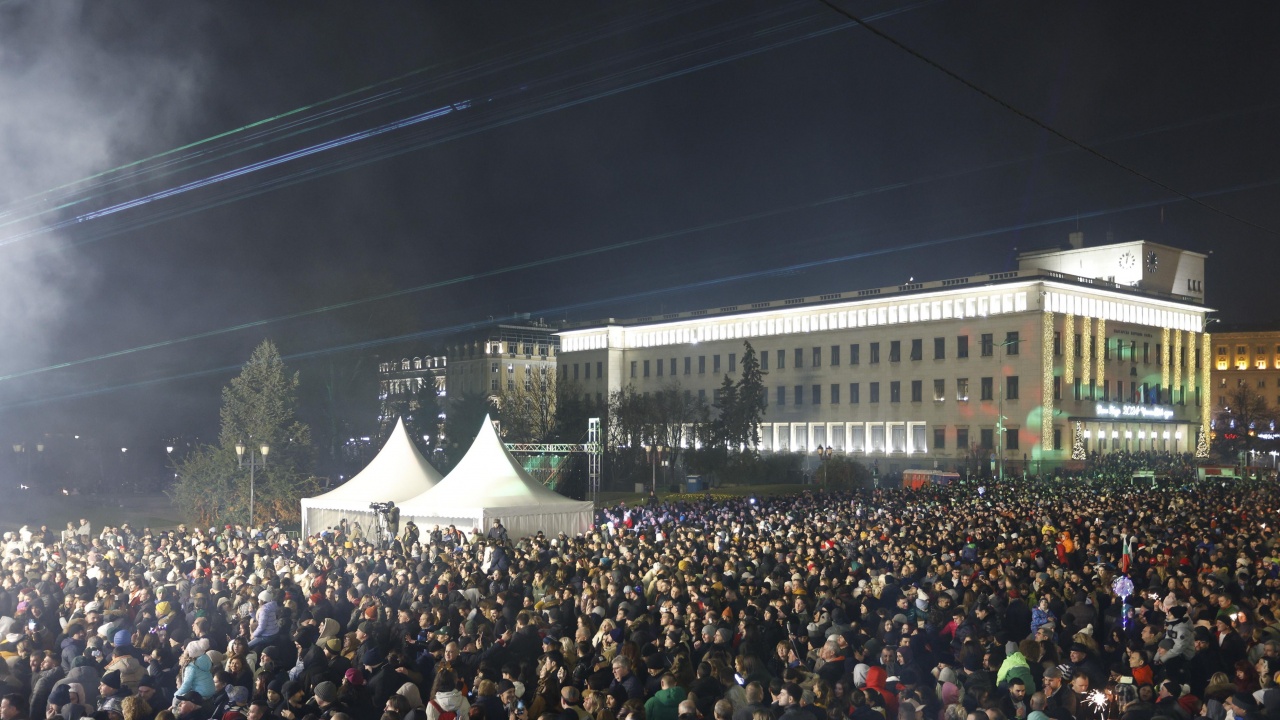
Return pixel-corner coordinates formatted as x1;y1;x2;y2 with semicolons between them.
557;238;1212;474
441;321;560;405
1208;329;1280;436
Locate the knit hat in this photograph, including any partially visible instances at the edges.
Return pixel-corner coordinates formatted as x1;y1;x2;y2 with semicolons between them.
101;670;122;690
185;638;211;660
258;590;274;603
344;668;365;687
362;647;385;666
113;629;132;647
314;681;338;704
226;686;250;705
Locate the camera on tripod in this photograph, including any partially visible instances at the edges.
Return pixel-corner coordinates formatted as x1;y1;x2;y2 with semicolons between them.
369;501;396;513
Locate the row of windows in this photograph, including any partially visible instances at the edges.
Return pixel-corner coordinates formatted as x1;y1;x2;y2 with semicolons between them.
771;377;1020;406
1057;335;1201;367
613;330;1205;381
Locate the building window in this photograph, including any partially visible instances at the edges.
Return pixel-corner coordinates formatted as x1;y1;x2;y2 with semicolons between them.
934;427;945;450
981;377;993;401
713;355;721;373
777;386;786;406
850;344;860;365
655;359;661;377
889;341;901;362
1054;331;1062;356
1006;375;1019;400
1053;375;1061;400
1006;428;1020;450
491;362;499;373
812;384;821;404
1005;331;1020;354
1073;378;1081;400
911;380;922;402
729;353;737;373
831;345;840;366
850;383;860;404
911;338;923;361
669;358;675;376
630;361;637;378
957;335;969;359
685;357;692;375
981;334;994;357
980;428;994;450
1053;427;1062;450
699;356;706;374
491;379;499;391
760;352;768;371
1075;334;1083;357
957;427;969;450
831;383;840;403
870;382;880;403
643;360;650;377
890;381;901;403
934;337;945;360
795;385;804;405
777;349;785;369
698;389;705;401
812;347;821;367
957;377;969;401
870;343;880;364
713;388;720;404
934;379;945;402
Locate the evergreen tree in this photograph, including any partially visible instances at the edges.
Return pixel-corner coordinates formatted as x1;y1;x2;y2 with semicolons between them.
172;340;317;526
714;374;739;447
734;340;768;448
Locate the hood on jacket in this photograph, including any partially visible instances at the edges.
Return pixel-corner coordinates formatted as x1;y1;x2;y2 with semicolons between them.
865;666;888;691
652;687;687;705
433;689;467;712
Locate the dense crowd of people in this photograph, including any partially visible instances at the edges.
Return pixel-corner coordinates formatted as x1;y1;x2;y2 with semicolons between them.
0;450;1277;720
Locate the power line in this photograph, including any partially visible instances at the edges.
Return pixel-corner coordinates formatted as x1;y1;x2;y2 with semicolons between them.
815;0;1280;238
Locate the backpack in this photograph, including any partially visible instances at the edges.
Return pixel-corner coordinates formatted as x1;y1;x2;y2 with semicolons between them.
430;699;458;720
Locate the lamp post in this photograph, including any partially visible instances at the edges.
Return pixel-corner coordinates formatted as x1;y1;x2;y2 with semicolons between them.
815;445;834;487
235;442;270;527
644;444;667;496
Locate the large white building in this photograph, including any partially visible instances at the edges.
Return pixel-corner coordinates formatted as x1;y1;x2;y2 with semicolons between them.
556;236;1212;474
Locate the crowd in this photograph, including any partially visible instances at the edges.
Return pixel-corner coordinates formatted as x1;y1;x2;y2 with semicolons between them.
0;452;1277;720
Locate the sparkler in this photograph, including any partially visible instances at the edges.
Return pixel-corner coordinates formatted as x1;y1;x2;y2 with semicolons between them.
1086;691;1108;713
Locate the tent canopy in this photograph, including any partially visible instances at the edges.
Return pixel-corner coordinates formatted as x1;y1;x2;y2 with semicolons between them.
398;415;592;538
300;417;441;535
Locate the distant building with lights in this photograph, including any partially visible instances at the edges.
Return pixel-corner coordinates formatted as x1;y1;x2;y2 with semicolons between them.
376;319;561;419
1208;327;1280;418
556;234;1212;474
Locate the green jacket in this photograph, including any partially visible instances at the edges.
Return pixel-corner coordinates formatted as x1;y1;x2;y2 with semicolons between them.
645;686;688;720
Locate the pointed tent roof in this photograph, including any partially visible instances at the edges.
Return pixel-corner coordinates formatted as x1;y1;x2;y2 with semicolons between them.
304;417;442;509
398;415;577;513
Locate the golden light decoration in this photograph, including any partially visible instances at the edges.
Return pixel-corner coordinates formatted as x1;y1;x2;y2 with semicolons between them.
1042;311;1055;450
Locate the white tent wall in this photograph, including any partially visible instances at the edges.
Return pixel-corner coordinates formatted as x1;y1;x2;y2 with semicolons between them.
302;505;382;539
298;417;441;536
404;502;592;539
396;416;594;541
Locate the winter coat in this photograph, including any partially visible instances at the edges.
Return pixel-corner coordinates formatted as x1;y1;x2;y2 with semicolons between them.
424;690;470;720
176;655;215;700
645;686;688;720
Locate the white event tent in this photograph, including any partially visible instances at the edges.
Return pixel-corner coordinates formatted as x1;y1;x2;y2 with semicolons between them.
300;417;442;536
397;415;593;539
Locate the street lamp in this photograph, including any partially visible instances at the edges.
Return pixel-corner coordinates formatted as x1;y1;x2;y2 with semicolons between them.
815;445;834;487
643;444;667;496
235;442;270;527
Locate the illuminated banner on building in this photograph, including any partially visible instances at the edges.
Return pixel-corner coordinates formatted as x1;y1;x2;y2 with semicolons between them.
1096;403;1174;421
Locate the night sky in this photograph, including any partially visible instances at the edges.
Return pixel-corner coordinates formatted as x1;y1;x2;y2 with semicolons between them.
0;1;1277;473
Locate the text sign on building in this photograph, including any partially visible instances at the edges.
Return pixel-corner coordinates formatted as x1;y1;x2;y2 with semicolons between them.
1096;403;1174;421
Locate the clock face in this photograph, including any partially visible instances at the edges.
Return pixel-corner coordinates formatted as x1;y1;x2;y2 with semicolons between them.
1146;251;1158;273
1118;251;1136;270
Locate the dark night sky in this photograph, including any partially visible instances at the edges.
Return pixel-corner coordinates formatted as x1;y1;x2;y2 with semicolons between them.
0;1;1277;469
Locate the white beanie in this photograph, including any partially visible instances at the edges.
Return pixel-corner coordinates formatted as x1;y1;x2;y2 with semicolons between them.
185;638;210;660
258;590;273;603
